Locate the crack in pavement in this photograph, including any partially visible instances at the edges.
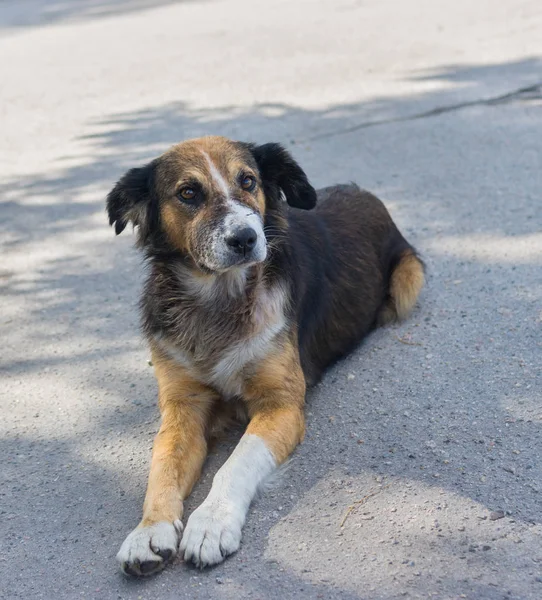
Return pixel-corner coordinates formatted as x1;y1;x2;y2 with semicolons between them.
299;83;542;143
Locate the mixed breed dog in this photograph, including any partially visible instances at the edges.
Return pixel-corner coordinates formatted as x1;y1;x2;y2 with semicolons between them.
107;136;424;576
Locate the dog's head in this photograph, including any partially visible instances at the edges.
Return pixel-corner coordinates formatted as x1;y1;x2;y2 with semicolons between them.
107;136;316;272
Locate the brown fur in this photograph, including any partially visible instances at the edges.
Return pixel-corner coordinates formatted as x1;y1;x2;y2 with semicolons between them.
378;249;425;325
155;138;266;261
244;336;306;463
389;249;426;320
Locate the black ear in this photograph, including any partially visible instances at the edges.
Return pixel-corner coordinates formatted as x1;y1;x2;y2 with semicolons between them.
106;161;156;235
251;143;317;210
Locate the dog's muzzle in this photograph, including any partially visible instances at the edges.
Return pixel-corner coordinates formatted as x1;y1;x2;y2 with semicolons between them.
198;204;267;272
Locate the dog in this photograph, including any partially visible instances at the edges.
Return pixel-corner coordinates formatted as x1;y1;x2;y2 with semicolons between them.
107;136;424;576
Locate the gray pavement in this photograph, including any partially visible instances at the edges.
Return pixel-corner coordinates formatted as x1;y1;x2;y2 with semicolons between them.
1;1;541;599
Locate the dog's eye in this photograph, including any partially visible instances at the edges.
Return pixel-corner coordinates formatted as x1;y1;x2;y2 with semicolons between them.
177;187;198;204
240;175;256;192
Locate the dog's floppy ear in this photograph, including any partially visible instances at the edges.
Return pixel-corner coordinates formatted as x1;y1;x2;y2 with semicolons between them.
251;143;317;210
106;161;156;235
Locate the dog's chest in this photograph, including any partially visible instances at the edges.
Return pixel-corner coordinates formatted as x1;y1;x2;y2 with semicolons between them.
155;283;287;399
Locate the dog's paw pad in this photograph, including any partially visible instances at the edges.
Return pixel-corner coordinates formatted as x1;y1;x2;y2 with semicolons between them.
117;520;182;577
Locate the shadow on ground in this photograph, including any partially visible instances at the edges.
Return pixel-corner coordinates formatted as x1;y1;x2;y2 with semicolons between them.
0;0;202;30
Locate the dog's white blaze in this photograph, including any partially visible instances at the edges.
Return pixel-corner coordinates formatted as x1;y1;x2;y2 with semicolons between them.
201;150;230;199
193;153;267;271
180;433;276;566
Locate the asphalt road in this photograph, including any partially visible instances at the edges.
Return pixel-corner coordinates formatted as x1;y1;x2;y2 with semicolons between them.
1;1;541;599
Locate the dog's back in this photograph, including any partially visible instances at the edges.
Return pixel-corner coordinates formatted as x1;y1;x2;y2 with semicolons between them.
285;184;424;384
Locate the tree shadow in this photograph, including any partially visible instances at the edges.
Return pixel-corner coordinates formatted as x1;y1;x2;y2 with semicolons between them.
410;57;542;85
0;0;201;31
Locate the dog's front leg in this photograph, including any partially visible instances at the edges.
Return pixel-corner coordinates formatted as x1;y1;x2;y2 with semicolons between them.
181;340;305;568
117;352;216;576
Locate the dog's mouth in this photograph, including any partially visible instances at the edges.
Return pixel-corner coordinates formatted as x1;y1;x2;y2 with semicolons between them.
195;245;268;274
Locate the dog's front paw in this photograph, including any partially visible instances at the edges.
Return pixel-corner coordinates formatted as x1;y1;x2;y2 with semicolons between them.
117;520;183;577
180;501;243;568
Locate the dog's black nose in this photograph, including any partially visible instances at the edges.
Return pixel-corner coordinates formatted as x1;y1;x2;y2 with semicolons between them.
226;227;257;255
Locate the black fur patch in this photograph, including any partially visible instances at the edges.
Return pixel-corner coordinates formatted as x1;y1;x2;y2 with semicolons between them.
250;143;317;210
106;160;159;243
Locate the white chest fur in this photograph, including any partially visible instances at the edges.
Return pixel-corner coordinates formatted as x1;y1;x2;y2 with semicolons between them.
154;282;287;399
207;311;286;397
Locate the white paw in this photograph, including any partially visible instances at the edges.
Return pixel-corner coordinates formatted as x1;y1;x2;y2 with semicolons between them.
116;520;183;577
180;501;243;568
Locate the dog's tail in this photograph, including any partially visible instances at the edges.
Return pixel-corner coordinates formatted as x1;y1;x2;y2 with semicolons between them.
379;247;425;325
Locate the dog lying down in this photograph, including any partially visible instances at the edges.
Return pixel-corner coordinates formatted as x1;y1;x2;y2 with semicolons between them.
107;136;424;576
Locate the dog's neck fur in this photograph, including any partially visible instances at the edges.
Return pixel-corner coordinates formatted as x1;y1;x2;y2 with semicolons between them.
180;266;252;304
